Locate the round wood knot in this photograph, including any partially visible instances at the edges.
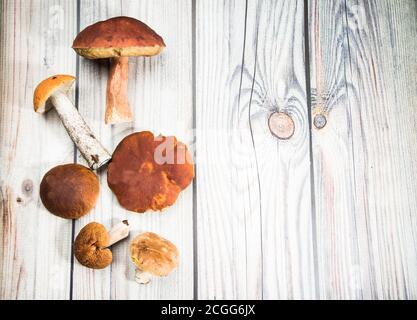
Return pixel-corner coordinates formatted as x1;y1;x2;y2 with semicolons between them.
268;112;295;140
21;179;34;197
314;114;327;129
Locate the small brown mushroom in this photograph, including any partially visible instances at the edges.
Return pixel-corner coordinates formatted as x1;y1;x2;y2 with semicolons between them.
72;16;165;124
107;131;194;213
34;75;111;169
130;232;179;284
40;164;99;219
74;220;130;269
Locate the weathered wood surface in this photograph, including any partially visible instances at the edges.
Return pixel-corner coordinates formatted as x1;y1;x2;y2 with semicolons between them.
1;0;416;300
309;0;417;299
195;0;315;299
0;0;77;299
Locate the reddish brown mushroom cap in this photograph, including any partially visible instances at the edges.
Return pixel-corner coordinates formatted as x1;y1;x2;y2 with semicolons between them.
40;164;99;219
107;131;194;213
72;16;165;59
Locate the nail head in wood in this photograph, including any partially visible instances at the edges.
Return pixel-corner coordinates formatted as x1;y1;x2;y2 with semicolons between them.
314;114;327;129
268;112;295;140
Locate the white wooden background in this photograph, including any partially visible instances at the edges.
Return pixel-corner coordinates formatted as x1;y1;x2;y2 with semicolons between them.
0;0;416;300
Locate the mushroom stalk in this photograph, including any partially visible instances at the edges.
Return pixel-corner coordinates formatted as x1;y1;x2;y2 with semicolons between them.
49;91;111;170
135;269;152;284
107;220;130;247
105;57;133;124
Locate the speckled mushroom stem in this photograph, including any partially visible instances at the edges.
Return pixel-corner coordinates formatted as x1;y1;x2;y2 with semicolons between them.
105;57;133;124
49;91;112;170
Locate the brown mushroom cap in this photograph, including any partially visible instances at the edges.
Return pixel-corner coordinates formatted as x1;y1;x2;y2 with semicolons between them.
130;232;179;276
40;164;99;219
74;222;112;269
107;131;194;213
72;16;165;59
33;75;75;113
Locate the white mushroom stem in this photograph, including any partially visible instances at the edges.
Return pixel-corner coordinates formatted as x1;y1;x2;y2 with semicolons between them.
107;220;130;247
49;91;111;170
135;269;152;284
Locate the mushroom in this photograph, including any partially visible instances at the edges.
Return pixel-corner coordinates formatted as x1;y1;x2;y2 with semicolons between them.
40;164;99;219
107;131;194;213
72;16;165;124
74;220;130;269
130;232;179;284
34;75;111;170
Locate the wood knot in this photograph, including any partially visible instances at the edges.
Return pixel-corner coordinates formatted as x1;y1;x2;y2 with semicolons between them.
21;179;34;197
268;112;295;140
313;114;327;129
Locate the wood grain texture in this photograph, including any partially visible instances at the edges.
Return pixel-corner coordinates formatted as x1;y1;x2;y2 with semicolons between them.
1;0;417;300
0;0;76;299
72;0;194;300
196;0;315;299
309;0;417;299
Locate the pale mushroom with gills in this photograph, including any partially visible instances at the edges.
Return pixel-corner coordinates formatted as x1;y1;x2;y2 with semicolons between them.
72;16;166;124
33;75;111;169
130;232;179;284
74;221;130;269
40;164;99;219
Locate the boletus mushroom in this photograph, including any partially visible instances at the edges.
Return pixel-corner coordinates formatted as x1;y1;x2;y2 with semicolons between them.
107;131;194;213
72;16;165;124
74;220;130;269
34;75;111;169
40;164;99;219
130;232;179;284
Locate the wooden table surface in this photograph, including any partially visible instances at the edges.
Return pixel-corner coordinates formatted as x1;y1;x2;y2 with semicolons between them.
1;0;416;300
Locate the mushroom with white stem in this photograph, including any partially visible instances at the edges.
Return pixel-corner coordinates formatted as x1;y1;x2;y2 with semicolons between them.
33;75;112;170
130;232;179;284
74;220;130;269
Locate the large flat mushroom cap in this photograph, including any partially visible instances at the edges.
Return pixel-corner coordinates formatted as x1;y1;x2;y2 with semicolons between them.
72;16;165;59
40;164;99;219
74;222;113;269
107;131;194;213
33;75;75;113
130;232;179;276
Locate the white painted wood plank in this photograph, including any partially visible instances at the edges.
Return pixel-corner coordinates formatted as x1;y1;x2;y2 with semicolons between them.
0;0;77;299
252;0;316;300
309;0;417;299
73;0;193;300
196;0;315;299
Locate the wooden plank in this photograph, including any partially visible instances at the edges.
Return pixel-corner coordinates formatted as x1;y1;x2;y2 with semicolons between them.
72;0;194;299
196;0;315;299
0;0;77;299
309;0;417;299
